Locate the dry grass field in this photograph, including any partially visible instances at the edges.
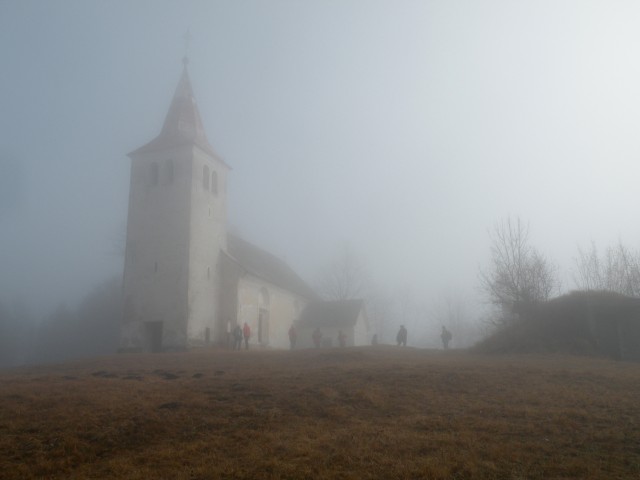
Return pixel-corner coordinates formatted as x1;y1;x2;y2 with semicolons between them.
1;347;640;479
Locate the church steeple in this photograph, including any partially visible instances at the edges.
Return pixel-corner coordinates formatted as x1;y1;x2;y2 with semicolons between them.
121;57;230;353
131;58;220;159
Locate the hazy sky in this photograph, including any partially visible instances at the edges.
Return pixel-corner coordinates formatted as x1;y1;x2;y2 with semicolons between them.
2;0;640;319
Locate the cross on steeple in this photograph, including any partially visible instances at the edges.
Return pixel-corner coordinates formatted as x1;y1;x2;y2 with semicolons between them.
183;29;192;60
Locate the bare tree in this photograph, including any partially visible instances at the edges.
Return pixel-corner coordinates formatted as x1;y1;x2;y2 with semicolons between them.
479;217;559;324
316;243;369;301
574;241;640;296
428;292;483;348
574;242;603;291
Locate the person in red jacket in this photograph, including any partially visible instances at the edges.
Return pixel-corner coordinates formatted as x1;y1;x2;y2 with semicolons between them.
243;322;251;350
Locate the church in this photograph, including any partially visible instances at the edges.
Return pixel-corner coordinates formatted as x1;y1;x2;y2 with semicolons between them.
119;59;368;352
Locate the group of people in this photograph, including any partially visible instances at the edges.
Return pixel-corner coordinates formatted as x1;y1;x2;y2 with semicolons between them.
228;321;453;350
227;323;349;350
394;325;453;350
311;327;347;348
230;322;251;350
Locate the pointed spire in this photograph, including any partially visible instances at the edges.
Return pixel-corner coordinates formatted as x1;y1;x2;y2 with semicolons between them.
131;59;221;159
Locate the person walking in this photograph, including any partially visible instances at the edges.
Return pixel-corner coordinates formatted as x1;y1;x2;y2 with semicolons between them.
288;324;297;350
243;322;251;350
233;325;243;350
396;325;407;347
441;326;452;350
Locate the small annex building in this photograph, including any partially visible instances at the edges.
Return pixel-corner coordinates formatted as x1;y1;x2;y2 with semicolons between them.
119;58;365;352
295;299;369;348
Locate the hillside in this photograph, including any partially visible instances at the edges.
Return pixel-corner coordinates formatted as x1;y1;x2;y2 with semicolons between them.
2;347;639;479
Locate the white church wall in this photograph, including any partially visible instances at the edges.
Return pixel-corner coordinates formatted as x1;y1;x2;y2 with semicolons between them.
353;311;370;346
121;147;194;350
237;275;306;349
186;146;229;346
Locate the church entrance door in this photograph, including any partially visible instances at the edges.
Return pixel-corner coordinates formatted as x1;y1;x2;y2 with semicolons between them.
258;309;269;345
144;321;163;353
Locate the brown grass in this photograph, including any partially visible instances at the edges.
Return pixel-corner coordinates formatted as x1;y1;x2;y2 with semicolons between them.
1;347;639;479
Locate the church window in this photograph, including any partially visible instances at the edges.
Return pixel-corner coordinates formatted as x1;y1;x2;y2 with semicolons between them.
150;162;159;186
211;171;218;195
203;165;210;190
165;160;174;185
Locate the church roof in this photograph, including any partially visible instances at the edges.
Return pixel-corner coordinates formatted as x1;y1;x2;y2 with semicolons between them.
130;58;224;161
298;299;365;329
225;233;318;300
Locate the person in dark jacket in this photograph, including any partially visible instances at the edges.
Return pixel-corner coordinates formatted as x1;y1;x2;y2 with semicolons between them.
396;325;407;347
441;326;452;350
233;325;243;350
288;325;297;350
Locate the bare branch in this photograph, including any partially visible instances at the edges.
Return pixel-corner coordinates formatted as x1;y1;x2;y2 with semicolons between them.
316;243;369;301
479;216;559;326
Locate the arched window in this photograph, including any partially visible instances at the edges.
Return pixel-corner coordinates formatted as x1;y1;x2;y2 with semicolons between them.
150;162;159;186
211;171;218;195
203;165;210;190
164;160;174;185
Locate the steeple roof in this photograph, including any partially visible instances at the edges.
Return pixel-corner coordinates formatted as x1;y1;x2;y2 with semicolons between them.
130;58;222;160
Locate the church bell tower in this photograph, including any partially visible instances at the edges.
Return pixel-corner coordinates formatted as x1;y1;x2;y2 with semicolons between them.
120;58;229;352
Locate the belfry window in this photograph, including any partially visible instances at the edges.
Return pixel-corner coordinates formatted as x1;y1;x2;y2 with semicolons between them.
203;165;210;190
211;171;218;195
150;162;159;186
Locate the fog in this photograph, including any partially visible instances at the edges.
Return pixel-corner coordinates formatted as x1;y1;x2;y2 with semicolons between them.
3;1;640;356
